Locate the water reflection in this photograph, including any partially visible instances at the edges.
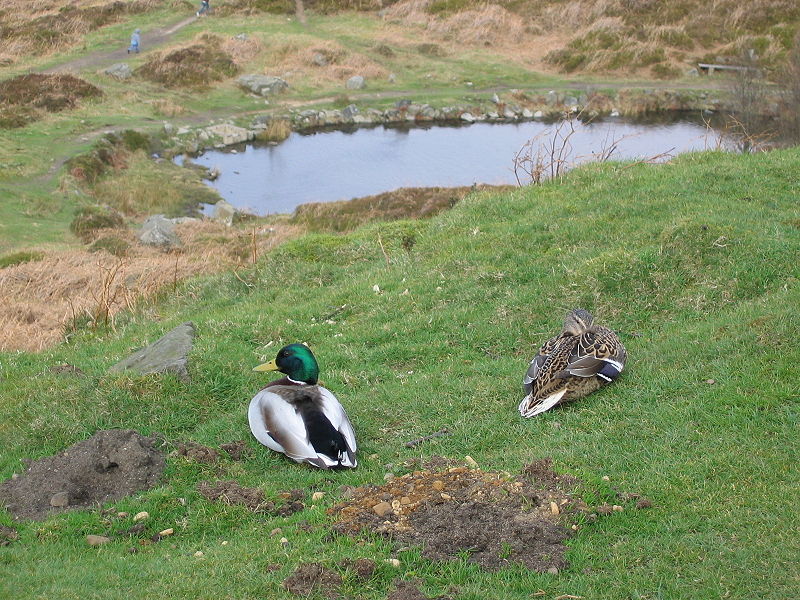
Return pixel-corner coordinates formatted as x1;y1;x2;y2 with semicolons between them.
179;114;726;215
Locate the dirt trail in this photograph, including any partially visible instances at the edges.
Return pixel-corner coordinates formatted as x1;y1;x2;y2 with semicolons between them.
44;15;198;74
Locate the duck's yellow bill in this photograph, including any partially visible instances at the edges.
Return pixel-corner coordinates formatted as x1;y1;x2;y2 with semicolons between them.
253;359;279;372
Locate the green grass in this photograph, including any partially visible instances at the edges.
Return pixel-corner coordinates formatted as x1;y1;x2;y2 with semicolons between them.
1;148;798;599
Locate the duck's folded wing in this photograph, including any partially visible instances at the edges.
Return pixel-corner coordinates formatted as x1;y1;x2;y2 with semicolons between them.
561;353;625;380
522;335;561;392
248;390;325;464
317;387;357;467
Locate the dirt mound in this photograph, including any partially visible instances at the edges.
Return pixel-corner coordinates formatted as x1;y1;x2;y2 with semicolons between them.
330;458;589;572
0;429;165;521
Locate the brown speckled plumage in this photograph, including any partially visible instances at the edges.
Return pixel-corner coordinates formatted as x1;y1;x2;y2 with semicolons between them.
519;309;627;418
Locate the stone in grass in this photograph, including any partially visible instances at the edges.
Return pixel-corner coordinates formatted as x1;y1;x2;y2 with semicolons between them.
238;74;288;97
139;214;182;249
346;75;365;90
87;534;111;546
109;322;196;380
212;199;237;226
105;63;133;80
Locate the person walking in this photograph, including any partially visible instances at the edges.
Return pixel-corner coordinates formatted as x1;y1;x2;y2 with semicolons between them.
127;28;141;54
196;0;210;17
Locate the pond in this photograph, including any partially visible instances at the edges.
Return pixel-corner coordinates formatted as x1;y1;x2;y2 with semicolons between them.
180;114;726;215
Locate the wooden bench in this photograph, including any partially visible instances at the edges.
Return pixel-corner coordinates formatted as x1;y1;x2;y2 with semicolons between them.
698;63;758;75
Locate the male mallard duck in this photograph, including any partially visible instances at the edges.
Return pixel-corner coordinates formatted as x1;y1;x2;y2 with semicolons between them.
519;309;627;418
248;343;357;468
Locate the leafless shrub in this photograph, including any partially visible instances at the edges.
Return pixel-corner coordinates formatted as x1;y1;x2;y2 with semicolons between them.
513;113;580;185
702;113;775;154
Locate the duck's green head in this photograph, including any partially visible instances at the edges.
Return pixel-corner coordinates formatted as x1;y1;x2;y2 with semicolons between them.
253;343;319;384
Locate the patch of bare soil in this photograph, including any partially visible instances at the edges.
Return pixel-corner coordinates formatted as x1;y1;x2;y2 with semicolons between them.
197;481;307;516
282;557;378;597
283;563;343;597
330;458;591;572
0;429;165;521
388;579;452;600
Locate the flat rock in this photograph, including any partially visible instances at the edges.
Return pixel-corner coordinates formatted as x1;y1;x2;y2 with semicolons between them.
238;74;288;97
109;322;195;380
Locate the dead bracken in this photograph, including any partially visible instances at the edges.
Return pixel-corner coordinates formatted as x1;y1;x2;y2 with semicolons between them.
329;457;591;572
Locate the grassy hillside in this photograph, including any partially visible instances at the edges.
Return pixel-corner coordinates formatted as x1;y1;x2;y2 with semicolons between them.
1;148;798;599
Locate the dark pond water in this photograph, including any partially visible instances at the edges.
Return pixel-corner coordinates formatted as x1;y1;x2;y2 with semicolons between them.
180;114;726;215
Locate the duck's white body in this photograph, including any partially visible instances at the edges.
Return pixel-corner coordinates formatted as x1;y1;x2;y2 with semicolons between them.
248;383;357;469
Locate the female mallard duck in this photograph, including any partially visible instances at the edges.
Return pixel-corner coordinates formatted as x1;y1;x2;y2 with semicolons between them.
519;309;627;418
248;343;357;468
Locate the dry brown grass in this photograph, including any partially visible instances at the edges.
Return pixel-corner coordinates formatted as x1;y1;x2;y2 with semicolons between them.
222;35;264;67
0;0;160;60
0;220;301;352
261;36;388;84
383;0;799;76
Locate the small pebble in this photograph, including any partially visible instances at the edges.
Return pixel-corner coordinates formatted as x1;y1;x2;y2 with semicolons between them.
133;511;149;522
221;541;228;545
547;567;559;575
86;535;111;546
705;379;716;384
158;529;174;537
431;480;445;491
571;524;578;530
372;502;392;517
384;558;401;567
550;501;560;516
50;492;69;507
311;491;325;502
280;537;289;547
612;505;624;512
440;493;452;500
601;475;610;481
464;455;478;468
194;551;204;558
270;528;283;536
